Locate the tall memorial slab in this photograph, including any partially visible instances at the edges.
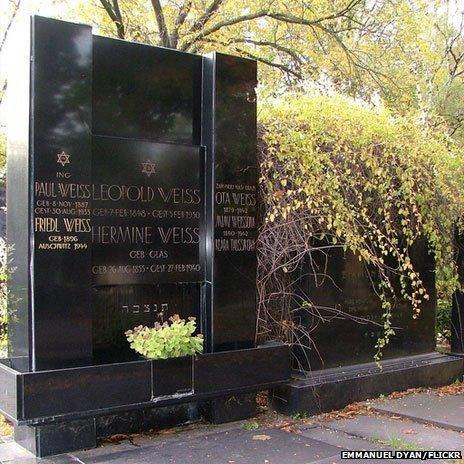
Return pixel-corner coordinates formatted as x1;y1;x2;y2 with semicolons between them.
294;240;436;370
1;16;290;457
273;230;463;416
202;53;258;352
452;229;464;353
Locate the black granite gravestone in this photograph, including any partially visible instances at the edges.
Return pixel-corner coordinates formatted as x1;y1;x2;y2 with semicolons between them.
1;16;290;457
294;239;436;371
8;18;207;370
90;137;204;361
202;53;258;352
6;17;257;370
273;220;462;417
452;229;464;353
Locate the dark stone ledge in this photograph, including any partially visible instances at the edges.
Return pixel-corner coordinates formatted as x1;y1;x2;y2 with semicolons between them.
272;352;464;416
0;343;290;425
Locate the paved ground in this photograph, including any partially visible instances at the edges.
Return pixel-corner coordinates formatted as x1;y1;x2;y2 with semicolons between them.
1;391;464;464
374;393;464;432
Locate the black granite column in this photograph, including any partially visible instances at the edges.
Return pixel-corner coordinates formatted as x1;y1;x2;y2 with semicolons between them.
10;16;96;456
6;16;32;372
452;228;464;353
202;53;258;352
32;17;93;370
8;16;93;371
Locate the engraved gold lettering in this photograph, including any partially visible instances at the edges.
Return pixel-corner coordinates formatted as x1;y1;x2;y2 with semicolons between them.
35;217;59;232
63;218;91;233
92;226;153;244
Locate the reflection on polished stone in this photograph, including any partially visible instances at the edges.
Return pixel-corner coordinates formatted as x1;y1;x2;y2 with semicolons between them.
202;53;258;352
93;36;202;145
7;17;259;371
295;239;436;370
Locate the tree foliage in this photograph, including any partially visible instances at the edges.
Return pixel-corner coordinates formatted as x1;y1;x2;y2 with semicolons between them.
69;0;464;144
258;94;464;359
0;0;21;106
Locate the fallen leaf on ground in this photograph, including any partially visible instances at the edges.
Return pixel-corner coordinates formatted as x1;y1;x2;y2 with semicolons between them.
281;425;299;433
402;429;417;435
158;428;177;435
276;421;296;430
107;434;130;443
252;434;271;441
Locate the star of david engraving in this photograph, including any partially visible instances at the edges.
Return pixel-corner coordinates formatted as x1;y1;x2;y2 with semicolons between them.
141;160;156;177
56;151;70;167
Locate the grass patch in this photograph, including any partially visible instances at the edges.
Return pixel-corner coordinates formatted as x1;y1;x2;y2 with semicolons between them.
241;421;259;431
291;412;308;420
379;436;420;451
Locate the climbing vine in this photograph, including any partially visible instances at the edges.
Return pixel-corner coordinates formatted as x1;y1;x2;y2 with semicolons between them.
257;94;464;362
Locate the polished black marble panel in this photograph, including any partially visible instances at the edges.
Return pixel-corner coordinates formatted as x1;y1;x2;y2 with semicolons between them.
152;356;193;397
274;353;463;416
90;136;204;361
29;16;93;370
93;36;202;144
201;393;256;424
295;239;436;370
0;344;289;424
202;53;258;352
15;418;96;457
194;344;291;394
0;360;20;420
91;136;204;285
92;283;201;362
21;361;151;418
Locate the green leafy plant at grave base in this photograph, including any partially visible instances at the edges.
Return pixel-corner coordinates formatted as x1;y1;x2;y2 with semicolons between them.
125;314;203;360
258;94;464;362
